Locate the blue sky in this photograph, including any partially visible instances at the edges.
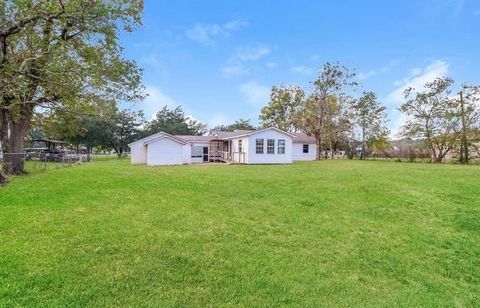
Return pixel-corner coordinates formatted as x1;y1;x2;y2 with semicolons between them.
120;0;480;135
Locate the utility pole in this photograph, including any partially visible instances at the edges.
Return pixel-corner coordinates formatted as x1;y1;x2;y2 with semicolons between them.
459;91;469;164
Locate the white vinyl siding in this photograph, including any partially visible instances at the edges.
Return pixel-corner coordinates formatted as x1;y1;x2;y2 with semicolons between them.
292;143;316;161
247;129;292;164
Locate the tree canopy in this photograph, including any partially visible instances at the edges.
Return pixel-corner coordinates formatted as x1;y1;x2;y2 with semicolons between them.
399;77;458;163
144;106;207;136
0;0;144;176
353;91;389;159
211;119;256;133
259;86;304;132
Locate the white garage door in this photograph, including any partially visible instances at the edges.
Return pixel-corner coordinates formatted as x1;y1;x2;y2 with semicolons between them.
147;138;184;165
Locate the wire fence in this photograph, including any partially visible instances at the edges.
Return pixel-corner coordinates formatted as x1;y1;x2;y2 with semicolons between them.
0;152;130;175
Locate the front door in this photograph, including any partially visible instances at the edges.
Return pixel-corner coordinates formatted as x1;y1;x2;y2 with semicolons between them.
203;147;209;162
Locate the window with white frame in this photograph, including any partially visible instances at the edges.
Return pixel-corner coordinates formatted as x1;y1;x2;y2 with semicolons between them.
267;139;275;154
238;140;243;153
255;139;264;154
191;146;203;158
303;144;309;153
278;139;285;154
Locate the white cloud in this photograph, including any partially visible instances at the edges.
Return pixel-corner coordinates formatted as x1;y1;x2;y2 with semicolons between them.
239;81;271;107
141;85;180;120
235;45;271;61
224;19;249;30
388;60;449;103
220;44;272;78
141;53;162;67
266;62;278;68
220;64;249;78
185;19;248;45
358;59;400;80
289;66;314;75
207;112;233;128
185;24;227;44
357;70;377;80
386;60;449;136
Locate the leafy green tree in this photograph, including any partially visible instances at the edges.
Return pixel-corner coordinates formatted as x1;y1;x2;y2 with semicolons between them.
399;77;458;163
41;99;115;151
321;95;353;158
144;106;206;136
259;85;304;132
353;91;389;159
457;84;480;164
0;0;144;178
105;109;145;157
185;117;208;136
210;119;256;132
300;62;357;159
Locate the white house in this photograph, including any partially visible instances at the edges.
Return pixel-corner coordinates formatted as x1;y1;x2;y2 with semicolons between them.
291;132;317;161
128;127;317;166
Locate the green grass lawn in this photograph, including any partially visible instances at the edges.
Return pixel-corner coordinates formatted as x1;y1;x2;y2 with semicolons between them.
0;160;479;306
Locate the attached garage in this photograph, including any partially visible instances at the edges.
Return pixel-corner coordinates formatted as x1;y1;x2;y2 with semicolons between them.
145;136;189;165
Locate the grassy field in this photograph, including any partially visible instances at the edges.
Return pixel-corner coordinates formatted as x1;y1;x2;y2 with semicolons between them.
0;160;479;306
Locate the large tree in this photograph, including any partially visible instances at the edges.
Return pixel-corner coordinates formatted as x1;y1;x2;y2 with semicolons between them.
300;62;357;160
0;0;144;179
259;85;304;132
399;77;459;163
144;106;206;136
105;109;144;157
321;95;353;158
457;84;480;164
353;91;389;159
41;103;143;157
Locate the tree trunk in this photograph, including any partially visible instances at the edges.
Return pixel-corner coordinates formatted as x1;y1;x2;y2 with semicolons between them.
2;106;34;175
360;127;366;160
0;171;7;186
431;147;443;163
459;91;469;164
315;135;321;160
329;140;334;159
433;157;443;163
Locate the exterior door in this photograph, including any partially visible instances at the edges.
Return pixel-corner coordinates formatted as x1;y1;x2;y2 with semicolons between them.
203;147;209;162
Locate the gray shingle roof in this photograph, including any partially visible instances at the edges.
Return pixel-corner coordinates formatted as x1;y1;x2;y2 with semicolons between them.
292;132;316;144
213;130;253;139
174;135;218;142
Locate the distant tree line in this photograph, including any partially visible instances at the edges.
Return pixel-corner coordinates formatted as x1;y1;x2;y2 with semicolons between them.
259;63;480;164
0;0;478;184
14;62;480;173
259;62;390;160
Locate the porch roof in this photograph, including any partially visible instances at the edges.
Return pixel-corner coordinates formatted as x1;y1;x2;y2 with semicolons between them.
174;135;218;142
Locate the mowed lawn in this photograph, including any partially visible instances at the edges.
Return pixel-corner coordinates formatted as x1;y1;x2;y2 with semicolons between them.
0;160;479;307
